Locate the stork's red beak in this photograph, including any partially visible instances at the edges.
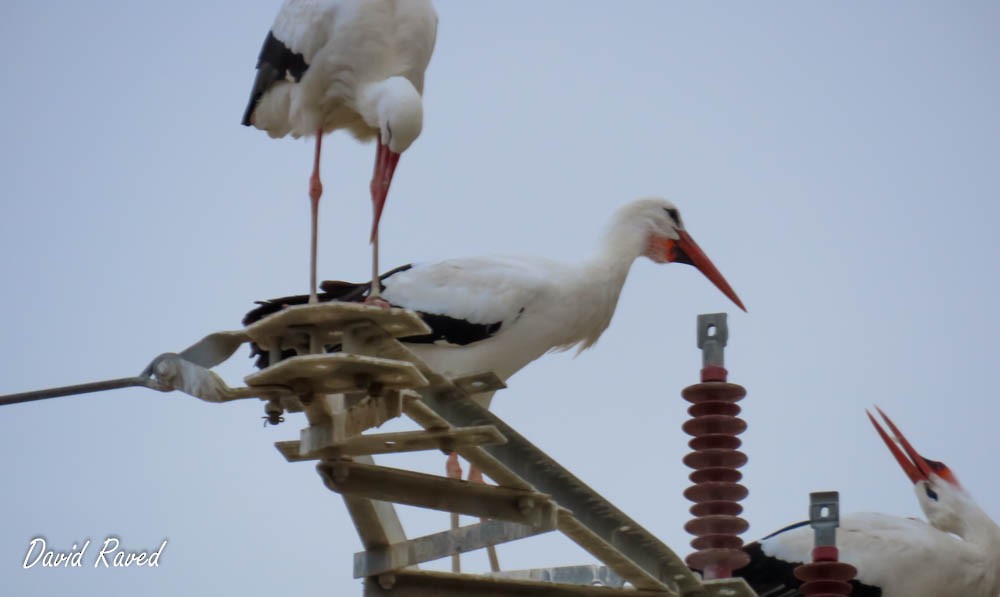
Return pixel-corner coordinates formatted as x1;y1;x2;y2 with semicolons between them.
867;407;960;487
370;142;401;242
657;230;746;312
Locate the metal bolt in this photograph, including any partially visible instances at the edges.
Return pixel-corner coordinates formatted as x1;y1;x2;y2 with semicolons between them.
517;497;535;513
262;399;284;426
378;573;396;590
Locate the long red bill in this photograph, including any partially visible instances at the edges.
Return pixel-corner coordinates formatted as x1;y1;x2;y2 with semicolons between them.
671;230;746;312
370;143;401;242
867;408;927;484
872;407;961;488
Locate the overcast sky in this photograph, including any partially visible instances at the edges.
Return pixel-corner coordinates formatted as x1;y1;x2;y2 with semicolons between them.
2;1;998;595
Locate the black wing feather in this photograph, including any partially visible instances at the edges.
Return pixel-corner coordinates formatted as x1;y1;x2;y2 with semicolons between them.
242;31;310;126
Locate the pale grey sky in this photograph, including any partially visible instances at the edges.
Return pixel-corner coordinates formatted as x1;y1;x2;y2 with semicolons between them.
2;2;998;595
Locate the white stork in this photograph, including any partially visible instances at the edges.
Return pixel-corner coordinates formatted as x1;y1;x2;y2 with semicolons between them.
736;408;1000;597
245;197;745;388
245;196;743;438
242;0;438;304
245;197;743;571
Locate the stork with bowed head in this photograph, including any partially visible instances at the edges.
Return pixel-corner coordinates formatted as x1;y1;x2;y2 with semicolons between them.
736;408;1000;597
242;0;438;304
245;197;745;468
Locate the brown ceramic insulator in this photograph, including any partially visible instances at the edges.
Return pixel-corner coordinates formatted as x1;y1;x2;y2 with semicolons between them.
794;547;858;596
794;561;858;596
683;376;750;578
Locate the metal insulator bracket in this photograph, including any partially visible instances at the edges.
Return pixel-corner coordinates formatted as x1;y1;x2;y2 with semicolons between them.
794;491;858;596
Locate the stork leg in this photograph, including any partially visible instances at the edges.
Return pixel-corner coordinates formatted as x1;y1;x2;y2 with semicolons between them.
308;129;324;304
468;465;501;572
364;142;394;309
446;452;463;573
365;230;390;309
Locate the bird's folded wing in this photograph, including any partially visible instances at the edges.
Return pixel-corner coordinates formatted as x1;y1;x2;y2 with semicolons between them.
381;257;548;328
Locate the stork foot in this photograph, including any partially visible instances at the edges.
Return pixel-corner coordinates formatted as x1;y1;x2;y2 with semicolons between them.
364;295;392;310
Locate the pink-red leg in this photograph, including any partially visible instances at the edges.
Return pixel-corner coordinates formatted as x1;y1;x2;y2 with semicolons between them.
446;452;463;572
363;142;397;310
363;229;391;309
468;465;501;572
308;129;324;304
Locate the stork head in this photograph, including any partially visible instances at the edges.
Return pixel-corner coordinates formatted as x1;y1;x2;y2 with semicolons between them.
374;76;424;154
867;407;970;534
362;77;424;241
614;198;745;311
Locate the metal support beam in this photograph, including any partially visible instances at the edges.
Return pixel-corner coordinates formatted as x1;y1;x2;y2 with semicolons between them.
236;306;755;596
490;565;626;588
243;302;430;355
317;460;557;528
298;391;406;452
355;519;555;579
245;353;427;396
363;570;659;597
412;390;694;594
276;425;506;461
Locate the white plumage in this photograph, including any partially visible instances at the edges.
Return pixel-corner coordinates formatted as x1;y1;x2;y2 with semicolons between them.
247;198;746;408
739;409;1000;597
243;0;438;303
247;0;436;144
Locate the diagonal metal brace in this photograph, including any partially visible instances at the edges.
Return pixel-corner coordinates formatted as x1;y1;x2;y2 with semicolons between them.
317;460;557;528
355;519;555;579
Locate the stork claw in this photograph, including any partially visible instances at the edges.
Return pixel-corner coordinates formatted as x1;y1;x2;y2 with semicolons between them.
364;295;392;310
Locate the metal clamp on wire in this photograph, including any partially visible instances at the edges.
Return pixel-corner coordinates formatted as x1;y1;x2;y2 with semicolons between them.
0;329;270;407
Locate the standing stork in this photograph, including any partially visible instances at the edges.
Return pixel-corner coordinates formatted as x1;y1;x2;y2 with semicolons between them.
246;197;744;442
735;408;1000;596
242;0;438;304
244;198;745;384
245;196;744;571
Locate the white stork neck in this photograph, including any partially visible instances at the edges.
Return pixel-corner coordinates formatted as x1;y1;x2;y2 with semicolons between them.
973;517;1000;595
357;77;423;153
555;217;648;352
935;495;1000;594
589;210;650;280
957;502;1000;556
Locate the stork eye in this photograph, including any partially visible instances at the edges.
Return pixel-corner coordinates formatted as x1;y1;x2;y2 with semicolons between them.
663;207;680;224
925;486;939;501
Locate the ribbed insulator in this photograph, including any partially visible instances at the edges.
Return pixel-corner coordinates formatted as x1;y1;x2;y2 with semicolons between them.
794;547;858;596
682;368;750;578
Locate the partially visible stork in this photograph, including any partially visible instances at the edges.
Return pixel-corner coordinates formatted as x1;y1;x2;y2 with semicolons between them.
736;408;1000;596
243;0;438;304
